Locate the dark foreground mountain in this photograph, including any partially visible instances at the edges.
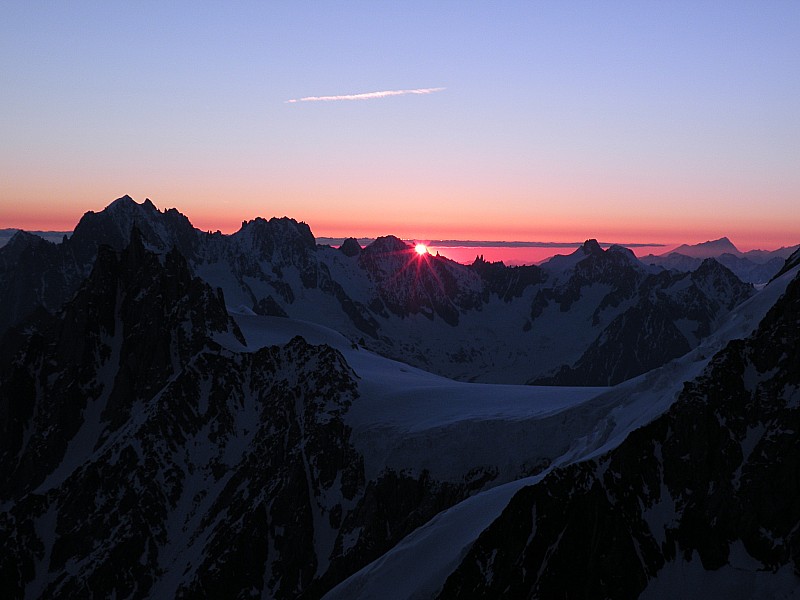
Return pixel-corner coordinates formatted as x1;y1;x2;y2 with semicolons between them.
437;268;800;598
0;196;757;386
1;204;799;598
0;236;515;598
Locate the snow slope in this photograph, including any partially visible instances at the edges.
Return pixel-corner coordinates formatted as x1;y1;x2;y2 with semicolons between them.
226;311;605;483
321;263;800;600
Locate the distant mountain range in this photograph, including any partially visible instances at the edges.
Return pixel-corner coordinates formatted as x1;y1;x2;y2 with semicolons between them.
0;228;71;246
6;226;795;285
317;237;665;249
2;196;799;598
639;237;799;284
0;196;756;386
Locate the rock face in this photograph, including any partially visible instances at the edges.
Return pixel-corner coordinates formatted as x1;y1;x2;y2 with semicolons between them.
438;270;800;598
358;236;484;326
531;257;755;385
470;256;547;302
0;228;243;495
0;236;484;599
0;196;201;335
338;237;362;258
0;231;84;334
0;197;759;386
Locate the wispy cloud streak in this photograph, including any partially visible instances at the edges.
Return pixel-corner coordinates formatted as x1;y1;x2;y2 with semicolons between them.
286;87;445;103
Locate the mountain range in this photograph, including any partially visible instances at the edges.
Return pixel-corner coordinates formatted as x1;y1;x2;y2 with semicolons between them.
639;237;798;285
1;196;799;598
0;197;756;387
5;226;796;286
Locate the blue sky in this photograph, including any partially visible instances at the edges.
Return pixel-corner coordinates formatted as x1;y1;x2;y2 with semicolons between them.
2;2;799;248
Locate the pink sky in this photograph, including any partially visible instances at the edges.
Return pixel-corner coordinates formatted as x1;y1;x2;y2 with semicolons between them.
1;5;798;254
2;189;795;254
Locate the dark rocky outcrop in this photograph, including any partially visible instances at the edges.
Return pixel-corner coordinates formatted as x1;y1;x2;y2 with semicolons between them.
469;256;546;302
338;237;362;257
439;271;800;598
0;236;483;599
531;257;753;386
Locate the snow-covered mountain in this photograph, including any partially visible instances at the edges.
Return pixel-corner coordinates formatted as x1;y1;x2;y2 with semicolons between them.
326;261;800;599
531;256;753;385
0;234;637;597
1;236;365;598
0;233;604;598
2;197;799;598
434;263;800;599
0;196;755;387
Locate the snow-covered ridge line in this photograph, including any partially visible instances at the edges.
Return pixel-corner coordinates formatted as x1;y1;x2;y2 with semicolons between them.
0;195;773;389
323;264;800;599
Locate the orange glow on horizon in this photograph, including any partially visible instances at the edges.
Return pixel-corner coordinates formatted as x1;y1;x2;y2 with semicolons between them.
1;194;797;253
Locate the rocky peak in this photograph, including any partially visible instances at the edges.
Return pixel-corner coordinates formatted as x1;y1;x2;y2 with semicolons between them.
338;237;362;257
236;217;316;256
540;239;620;275
358;236;483;325
581;238;604;256
95;194;160;232
573;241;645;284
607;244;637;262
362;235;411;256
111;194;149;212
108;193;136;206
671;236;741;259
0;230;52;264
694;256;725;274
69;196;198;262
469;257;546;302
690;258;754;310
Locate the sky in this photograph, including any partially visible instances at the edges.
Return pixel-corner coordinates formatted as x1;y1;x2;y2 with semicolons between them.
1;1;798;250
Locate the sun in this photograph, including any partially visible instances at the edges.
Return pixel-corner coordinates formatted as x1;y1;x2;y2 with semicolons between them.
415;243;428;255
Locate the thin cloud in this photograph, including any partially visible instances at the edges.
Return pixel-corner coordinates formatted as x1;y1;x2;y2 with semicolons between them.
285;87;445;103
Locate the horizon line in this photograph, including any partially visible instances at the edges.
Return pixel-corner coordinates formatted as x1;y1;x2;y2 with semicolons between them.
3;229;795;254
315;237;667;249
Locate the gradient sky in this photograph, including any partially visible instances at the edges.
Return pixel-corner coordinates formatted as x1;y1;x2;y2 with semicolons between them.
2;2;798;249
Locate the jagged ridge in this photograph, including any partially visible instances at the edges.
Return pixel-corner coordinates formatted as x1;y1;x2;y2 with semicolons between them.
439;270;800;598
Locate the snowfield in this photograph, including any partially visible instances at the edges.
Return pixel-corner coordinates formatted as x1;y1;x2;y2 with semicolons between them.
218;264;800;599
320;264;798;599
226;311;605;482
